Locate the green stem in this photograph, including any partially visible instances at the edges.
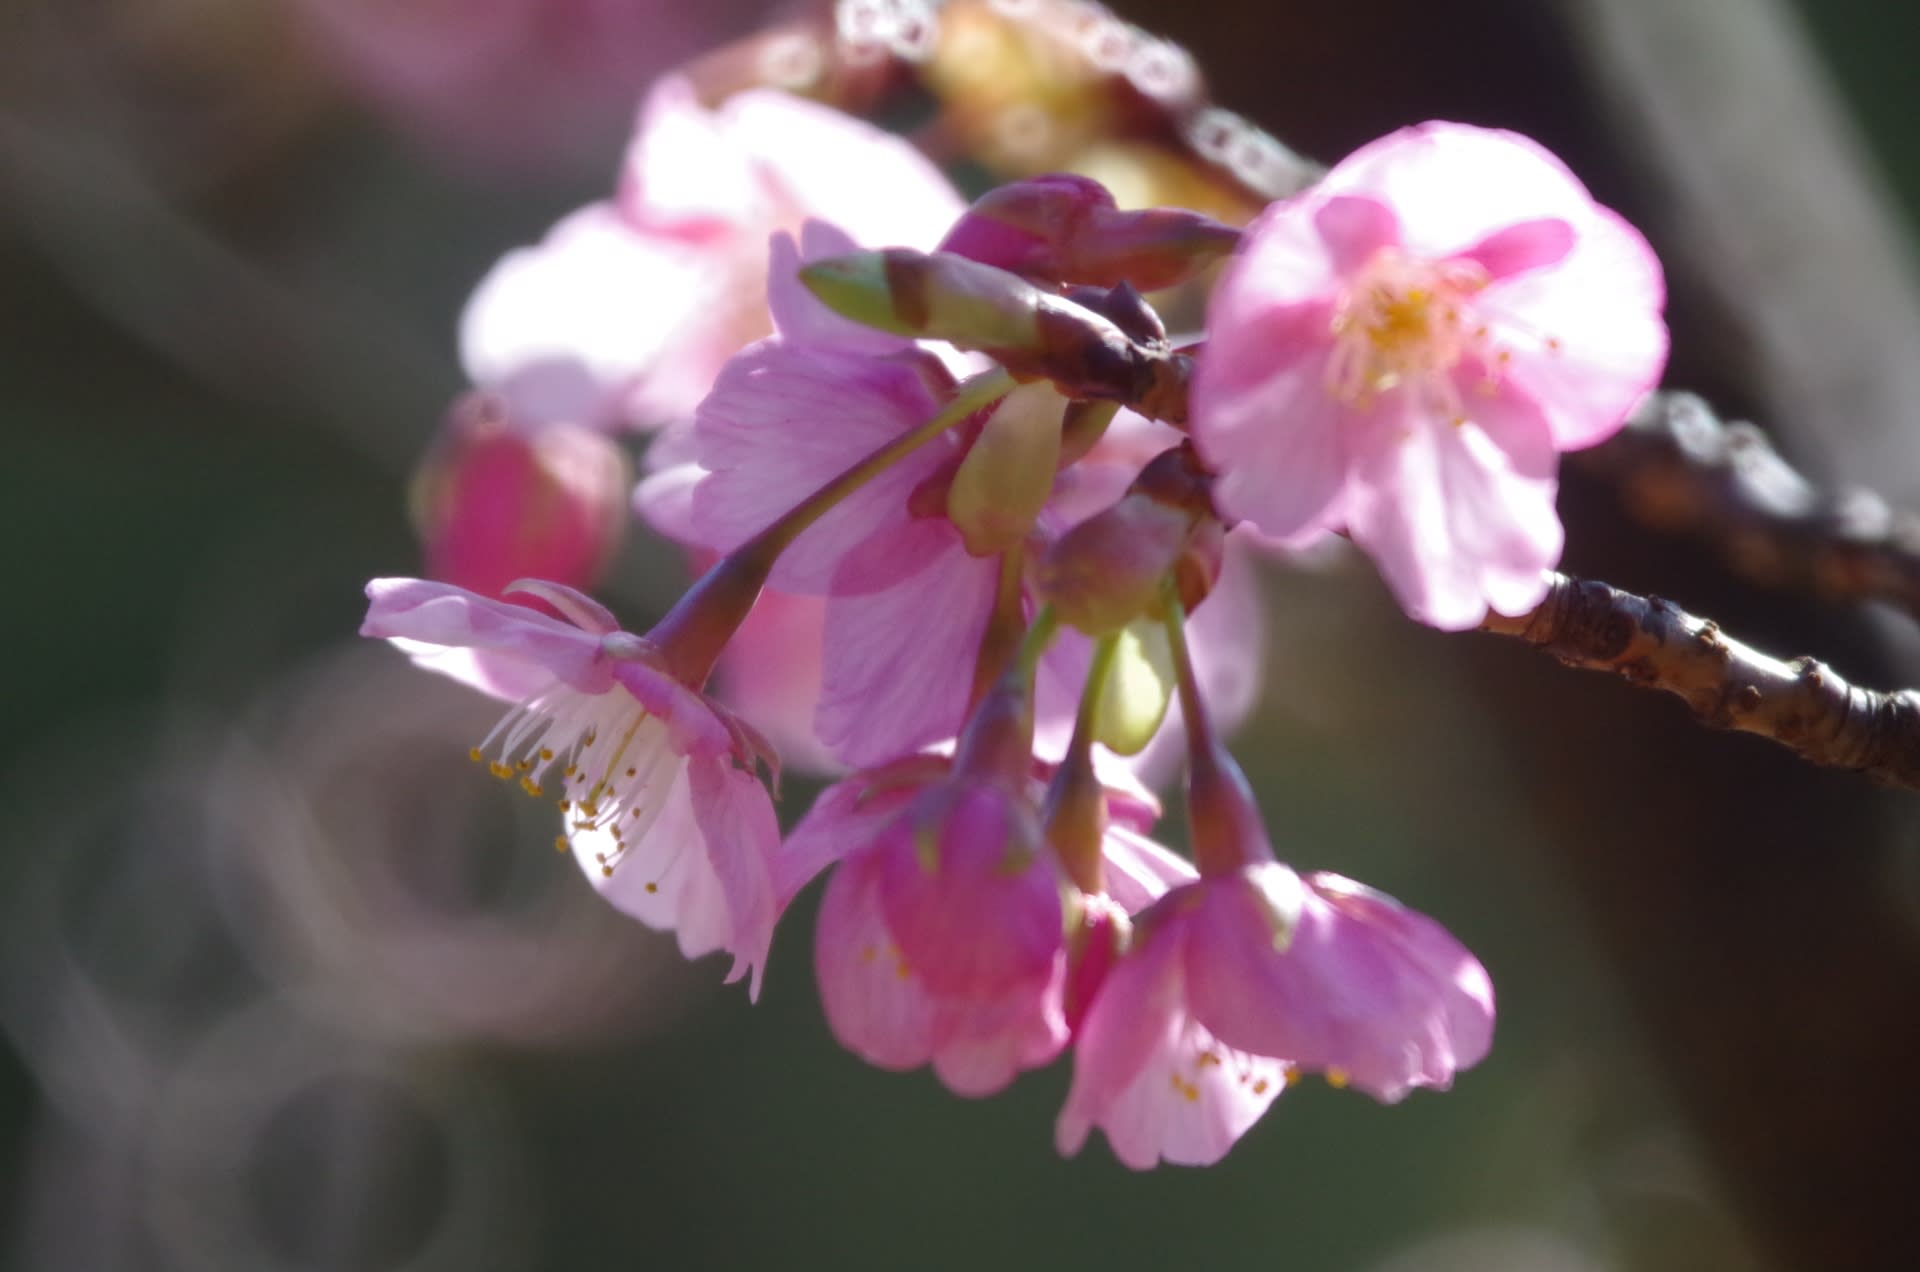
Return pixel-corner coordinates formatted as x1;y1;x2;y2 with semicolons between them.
646;367;1015;686
743;366;1016;564
1045;630;1122;895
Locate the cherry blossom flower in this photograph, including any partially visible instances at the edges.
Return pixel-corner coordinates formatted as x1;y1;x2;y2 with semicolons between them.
460;77;964;431
776;756;1184;1098
360;577;779;996
1058;857;1492;1168
1191;122;1668;629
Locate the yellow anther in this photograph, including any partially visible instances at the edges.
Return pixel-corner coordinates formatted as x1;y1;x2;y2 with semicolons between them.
520;778;544;797
553;835;569;853
1252;1078;1271;1096
1325;1068;1350;1090
468;747;484;763
539;747;554;761
644;882;659;894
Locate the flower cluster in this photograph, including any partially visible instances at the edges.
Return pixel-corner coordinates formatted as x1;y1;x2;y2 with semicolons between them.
363;87;1666;1166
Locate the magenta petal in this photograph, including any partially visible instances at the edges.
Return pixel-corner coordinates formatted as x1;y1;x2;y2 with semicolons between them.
815;542;998;768
1313;195;1401;273
930;960;1070;1098
814;853;938;1071
1453;217;1575;279
774;773;923;913
876;783;1063;999
688;342;955;594
1186;872;1493;1103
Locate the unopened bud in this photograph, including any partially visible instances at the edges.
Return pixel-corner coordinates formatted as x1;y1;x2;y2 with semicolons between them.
947;383;1066;555
1037;443;1224;635
800;249;1162;407
1040;496;1194;635
410;394;629;601
939;173;1241;291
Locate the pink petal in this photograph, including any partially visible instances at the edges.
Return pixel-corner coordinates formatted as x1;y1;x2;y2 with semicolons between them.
1192;318;1350;543
1453;217;1575;279
774;773;923;912
1323;123;1616;263
687;757;781;999
617;76;762;234
1313;195;1401;273
723;89;964;250
1056;926;1184;1161
1185;873;1492;1103
502;579;621;635
1099;826;1199;914
815;543;999;768
570;758;723;950
814;853;938;1070
930;959;1070;1098
1344;400;1562;629
361;577;610;692
458;203;711;430
689;342;957;594
600;662;732;759
875;783;1062;999
711;586;842;780
1477;205;1668;450
1058;923;1284;1168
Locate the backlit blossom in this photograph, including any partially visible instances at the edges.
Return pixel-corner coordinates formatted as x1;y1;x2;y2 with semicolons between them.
1059;845;1494;1168
1192;122;1668;629
460;77;964;431
776;757;1181;1097
360;577;779;996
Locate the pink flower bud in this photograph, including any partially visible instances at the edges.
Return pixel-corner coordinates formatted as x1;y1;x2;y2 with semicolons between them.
939;173;1242;291
410;393;629;601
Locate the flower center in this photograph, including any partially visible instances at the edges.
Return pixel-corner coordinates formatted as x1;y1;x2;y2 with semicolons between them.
470;681;683;882
1325;249;1494;413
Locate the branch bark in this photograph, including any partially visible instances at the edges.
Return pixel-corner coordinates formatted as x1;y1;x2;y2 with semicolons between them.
1481;571;1920;789
1580;391;1920;617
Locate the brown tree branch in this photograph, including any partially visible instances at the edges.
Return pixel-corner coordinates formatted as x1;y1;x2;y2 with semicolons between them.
1579;391;1920;618
1480;571;1920;789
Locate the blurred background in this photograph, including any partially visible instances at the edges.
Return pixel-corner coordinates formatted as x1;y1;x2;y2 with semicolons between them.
4;1;1918;1269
